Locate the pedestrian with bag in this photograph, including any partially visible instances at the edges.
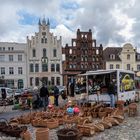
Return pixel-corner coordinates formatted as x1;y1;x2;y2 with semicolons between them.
40;84;49;111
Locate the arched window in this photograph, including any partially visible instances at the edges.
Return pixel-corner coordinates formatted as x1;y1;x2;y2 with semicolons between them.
53;49;57;57
51;64;55;72
32;49;36;57
43;48;46;57
127;54;130;60
96;49;99;54
56;64;60;72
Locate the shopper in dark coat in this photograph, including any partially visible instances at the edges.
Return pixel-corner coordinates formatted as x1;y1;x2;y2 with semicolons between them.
40;84;49;111
53;86;59;106
108;80;116;108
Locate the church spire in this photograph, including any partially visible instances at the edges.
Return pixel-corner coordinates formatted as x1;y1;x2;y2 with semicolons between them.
42;17;46;25
38;18;41;25
47;18;50;26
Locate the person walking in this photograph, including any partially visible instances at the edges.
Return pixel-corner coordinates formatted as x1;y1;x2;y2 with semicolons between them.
40;84;49;111
53;85;59;106
108;79;116;108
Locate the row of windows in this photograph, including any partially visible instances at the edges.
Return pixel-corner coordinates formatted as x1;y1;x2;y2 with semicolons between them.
29;63;60;72
0;47;14;51
32;49;57;57
68;56;99;62
0;67;23;75
30;77;60;86
110;64;135;71
110;54;131;60
69;64;99;69
0;55;22;62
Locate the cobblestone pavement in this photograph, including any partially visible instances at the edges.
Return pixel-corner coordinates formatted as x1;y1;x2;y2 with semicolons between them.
0;100;140;140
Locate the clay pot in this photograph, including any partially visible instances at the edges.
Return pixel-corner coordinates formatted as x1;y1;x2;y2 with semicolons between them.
36;128;49;140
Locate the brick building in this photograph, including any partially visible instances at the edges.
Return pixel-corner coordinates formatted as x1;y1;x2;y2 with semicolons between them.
62;29;103;86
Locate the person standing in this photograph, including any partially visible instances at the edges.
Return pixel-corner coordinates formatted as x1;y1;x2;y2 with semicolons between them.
40;84;49;111
108;80;116;108
53;86;59;106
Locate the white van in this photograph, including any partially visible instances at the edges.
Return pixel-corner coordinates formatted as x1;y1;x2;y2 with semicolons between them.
0;87;14;99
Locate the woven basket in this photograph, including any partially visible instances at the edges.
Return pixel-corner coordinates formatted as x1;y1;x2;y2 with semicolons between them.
100;118;112;129
104;116;120;126
57;128;79;140
46;118;59;129
98;111;107;119
112;115;124;123
77;119;95;136
93;123;104;132
36;128;49;140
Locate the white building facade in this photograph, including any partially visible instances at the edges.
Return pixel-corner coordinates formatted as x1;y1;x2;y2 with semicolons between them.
26;18;63;88
0;42;27;88
103;43;140;71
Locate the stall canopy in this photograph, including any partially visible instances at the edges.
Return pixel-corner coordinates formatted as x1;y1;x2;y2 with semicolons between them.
78;70;116;76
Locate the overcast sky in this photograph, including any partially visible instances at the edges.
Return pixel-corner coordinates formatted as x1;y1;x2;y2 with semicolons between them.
0;0;140;49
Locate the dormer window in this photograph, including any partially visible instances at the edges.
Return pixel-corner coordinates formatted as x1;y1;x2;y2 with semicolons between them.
110;54;115;60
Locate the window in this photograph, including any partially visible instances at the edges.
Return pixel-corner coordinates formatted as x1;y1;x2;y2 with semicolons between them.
30;77;33;86
69;64;72;68
33;49;36;57
96;49;99;54
35;77;39;86
56;64;60;72
7;80;14;88
116;64;120;69
69;49;72;54
96;57;99;61
110;54;115;60
137;65;140;71
93;56;95;61
35;64;39;72
127;54;130;60
9;67;14;74
51;77;55;85
18;79;23;89
41;38;44;43
81;64;84;69
9;55;13;61
56;77;60;85
42;32;46;36
51;64;55;72
73;64;76;68
42;64;48;72
43;48;46;57
127;64;130;70
85;56;88;61
0;55;5;62
1;67;5;74
18;67;23;74
110;64;113;69
30;64;34;72
18;55;22;61
53;49;57;57
45;38;47;43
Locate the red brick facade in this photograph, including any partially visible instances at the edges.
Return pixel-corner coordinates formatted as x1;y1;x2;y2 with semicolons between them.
62;29;103;86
